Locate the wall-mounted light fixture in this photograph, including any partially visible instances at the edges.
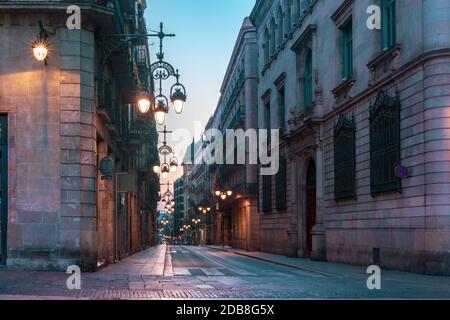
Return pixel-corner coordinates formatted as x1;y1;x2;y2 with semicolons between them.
32;20;49;64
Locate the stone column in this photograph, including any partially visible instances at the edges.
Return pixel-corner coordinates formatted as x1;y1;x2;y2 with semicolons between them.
312;133;326;261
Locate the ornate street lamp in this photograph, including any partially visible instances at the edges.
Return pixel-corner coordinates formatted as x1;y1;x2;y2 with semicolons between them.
198;206;211;214
99;23;185;122
215;190;233;200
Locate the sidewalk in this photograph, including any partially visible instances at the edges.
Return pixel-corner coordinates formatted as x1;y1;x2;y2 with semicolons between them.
205;245;450;284
99;244;168;276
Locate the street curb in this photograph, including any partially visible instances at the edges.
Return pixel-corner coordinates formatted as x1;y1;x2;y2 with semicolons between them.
233;252;334;278
205;246;230;253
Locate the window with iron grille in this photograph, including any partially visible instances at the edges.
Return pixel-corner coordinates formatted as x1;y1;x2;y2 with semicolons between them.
369;91;401;196
334;114;356;201
262;174;272;212
275;156;287;209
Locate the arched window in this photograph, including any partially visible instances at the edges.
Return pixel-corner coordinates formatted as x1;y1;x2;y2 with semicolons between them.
264;27;270;63
276;6;284;46
270;17;276;56
285;0;292;34
304;49;313;108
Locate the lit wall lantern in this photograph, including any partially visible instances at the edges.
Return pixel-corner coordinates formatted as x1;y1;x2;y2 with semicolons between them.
137;91;152;113
154;98;169;126
153;165;160;174
32;21;49;64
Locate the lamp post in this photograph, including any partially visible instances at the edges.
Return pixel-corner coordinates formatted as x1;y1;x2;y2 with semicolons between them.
100;22;186;123
154;126;179;177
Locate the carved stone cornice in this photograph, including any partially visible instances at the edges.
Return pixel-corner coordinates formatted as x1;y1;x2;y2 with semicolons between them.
332;77;356;108
331;0;355;26
367;45;402;86
290;24;317;53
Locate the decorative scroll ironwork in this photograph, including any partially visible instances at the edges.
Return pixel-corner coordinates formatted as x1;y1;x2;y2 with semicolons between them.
334;113;356;201
369;90;401;196
150;61;176;80
275;156;287;209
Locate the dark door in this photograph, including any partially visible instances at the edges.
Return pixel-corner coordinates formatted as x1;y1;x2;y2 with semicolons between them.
0;115;7;265
305;160;316;255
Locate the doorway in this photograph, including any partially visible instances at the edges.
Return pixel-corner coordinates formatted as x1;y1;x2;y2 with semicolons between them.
305;159;316;256
0;115;7;265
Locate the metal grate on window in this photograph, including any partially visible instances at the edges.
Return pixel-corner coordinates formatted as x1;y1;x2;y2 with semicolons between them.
369;91;401;196
334;113;356;201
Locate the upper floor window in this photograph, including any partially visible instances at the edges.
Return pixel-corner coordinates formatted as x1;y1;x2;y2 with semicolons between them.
304;49;313;109
264;28;270;63
285;0;292;35
342;19;353;80
369;91;401;196
381;0;396;50
264;101;271;130
278;86;286;129
276;6;284;47
270;18;276;56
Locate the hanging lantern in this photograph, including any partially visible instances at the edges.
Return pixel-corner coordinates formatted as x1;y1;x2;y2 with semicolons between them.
171;88;186;114
154;98;169;126
169;157;179;172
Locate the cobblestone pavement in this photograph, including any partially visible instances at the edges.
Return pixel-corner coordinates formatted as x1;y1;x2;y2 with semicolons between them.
0;245;449;300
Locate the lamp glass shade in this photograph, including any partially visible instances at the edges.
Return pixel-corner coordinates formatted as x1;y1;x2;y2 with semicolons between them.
169;157;178;172
153;165;160;173
220;194;226;200
161;171;168;179
172;99;184;114
171;89;186;114
215;191;221;196
227;191;233;196
155;110;167;126
32;40;48;61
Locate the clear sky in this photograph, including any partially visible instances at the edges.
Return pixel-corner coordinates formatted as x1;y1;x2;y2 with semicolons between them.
145;0;256;183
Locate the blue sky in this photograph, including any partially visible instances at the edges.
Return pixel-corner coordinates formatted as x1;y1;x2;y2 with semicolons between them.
145;0;256;181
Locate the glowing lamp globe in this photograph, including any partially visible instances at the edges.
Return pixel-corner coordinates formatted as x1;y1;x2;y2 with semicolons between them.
137;92;151;113
32;40;49;61
171;88;186;114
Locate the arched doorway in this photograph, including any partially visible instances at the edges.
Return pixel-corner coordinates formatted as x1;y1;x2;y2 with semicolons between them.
305;159;316;255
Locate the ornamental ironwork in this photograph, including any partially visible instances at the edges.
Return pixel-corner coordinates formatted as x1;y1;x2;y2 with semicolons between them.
369;90;401;196
334;113;356;201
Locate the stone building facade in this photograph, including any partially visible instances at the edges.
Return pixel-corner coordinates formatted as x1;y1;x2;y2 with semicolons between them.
172;177;184;242
0;0;159;271
208;17;260;251
250;0;450;274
